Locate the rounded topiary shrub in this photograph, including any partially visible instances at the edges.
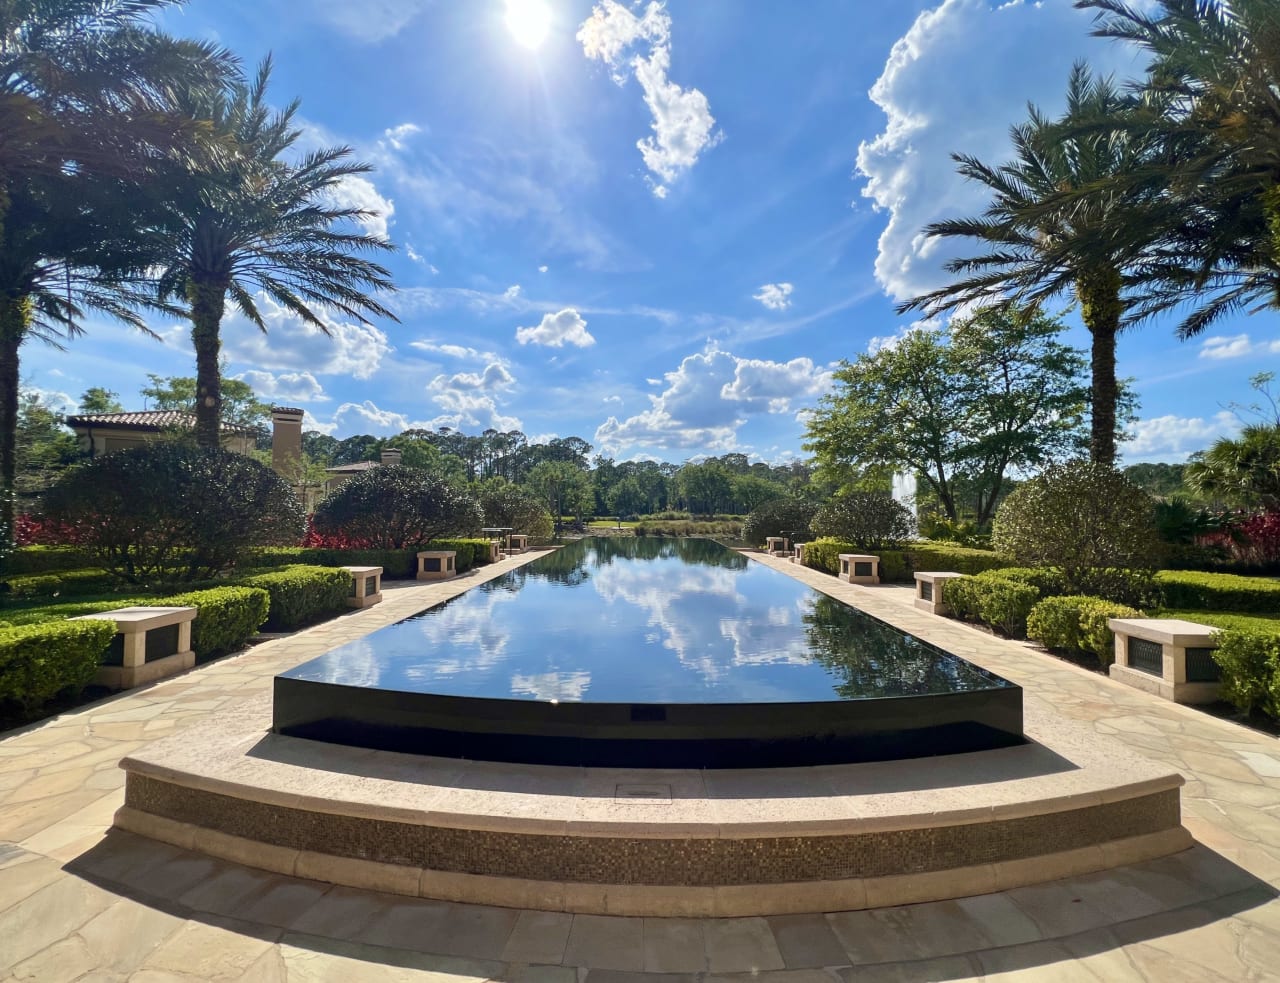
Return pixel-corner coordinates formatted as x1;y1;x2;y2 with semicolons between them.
811;493;914;550
312;465;482;549
741;497;818;547
992;461;1160;603
477;481;554;540
42;444;303;587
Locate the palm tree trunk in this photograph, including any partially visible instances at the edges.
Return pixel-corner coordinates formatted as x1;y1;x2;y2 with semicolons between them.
1076;266;1123;468
0;295;28;550
188;277;227;449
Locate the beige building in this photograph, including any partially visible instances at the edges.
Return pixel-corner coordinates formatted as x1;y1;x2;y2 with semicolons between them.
64;410;258;457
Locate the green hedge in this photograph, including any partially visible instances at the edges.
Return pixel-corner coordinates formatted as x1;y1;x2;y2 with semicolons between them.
904;543;1011;576
634;520;743;537
1158;610;1280;634
159;586;269;658
1154;570;1280;614
800;539;909;581
945;571;1041;638
237;566;351;632
1212;630;1280;719
243;539;495;578
2;568;119;599
3;546;93;575
1027;595;1143;666
0;620;116;708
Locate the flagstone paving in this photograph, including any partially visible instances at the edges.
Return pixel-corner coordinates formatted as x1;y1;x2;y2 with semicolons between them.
1;547;1278;981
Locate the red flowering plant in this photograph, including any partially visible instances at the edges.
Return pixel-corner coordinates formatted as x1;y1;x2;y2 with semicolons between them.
13;513;87;546
1236;511;1280;568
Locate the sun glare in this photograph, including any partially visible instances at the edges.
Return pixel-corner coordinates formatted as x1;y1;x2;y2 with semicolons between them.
505;0;551;49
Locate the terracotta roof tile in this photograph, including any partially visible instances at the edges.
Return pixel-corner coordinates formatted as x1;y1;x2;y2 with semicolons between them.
64;410;258;434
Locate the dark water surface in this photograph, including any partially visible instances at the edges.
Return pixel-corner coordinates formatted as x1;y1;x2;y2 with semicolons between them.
280;538;1014;705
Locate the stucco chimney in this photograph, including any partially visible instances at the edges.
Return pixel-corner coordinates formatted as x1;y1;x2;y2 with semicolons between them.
270;406;305;476
380;447;402;466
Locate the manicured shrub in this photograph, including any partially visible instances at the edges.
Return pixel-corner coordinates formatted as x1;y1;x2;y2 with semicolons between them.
811;493;914;550
1027;595;1142;666
632;520;743;538
1158;610;1280;634
2;569;119;599
1155;570;1280;613
0;620;115;708
238;566;351;632
992;461;1161;600
1212;630;1280;718
945;571;1040;638
41;444;303;589
311;466;482;549
4;546;93;575
477;482;554;540
741;498;818;547
799;539;908;581
986;566;1069;597
905;543;1010;576
157;586;270;658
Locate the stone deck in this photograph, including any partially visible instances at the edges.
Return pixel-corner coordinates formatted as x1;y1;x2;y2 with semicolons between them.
0;548;1278;980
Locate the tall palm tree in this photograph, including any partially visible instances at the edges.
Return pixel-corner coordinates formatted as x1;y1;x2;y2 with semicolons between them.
142;59;398;448
1074;0;1280;338
900;64;1162;466
0;0;235;542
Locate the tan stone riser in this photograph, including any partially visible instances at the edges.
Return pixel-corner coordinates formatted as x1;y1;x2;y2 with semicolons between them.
117;773;1189;915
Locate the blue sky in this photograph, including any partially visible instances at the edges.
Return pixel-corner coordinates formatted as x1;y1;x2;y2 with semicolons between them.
23;0;1279;463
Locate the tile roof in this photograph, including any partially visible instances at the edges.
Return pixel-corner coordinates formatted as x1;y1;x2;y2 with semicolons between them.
64;410;258;434
325;461;382;473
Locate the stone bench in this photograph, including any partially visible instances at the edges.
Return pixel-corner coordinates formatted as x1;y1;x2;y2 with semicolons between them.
73;606;196;690
508;534;529;554
1108;618;1222;705
341;566;383;608
416;550;457;581
487;540;502;563
839;554;880;585
765;536;790;557
914;572;966;615
791;542;807;565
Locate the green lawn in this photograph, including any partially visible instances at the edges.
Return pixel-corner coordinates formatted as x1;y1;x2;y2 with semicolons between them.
1158;609;1280;634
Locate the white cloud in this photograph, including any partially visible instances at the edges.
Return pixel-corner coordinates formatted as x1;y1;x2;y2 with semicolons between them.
1124;411;1238;461
577;0;720;197
433;362;515;392
515;308;596;348
307;0;433;42
426;360;520;432
410;340;500;362
594;345;831;454
382;123;422;151
504;284;522;300
235;370;328;403
603;395;622;404
1199;333;1280;360
222;294;393;380
25;387;76;413
753;283;794;311
856;0;1143;303
866;318;937;354
327;401;421;437
538;265;548;273
326;174;394;240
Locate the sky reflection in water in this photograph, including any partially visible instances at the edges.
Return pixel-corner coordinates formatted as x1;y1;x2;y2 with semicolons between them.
282;538;1014;704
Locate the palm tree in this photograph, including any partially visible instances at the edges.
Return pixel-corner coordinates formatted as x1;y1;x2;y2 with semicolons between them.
899;64;1162;466
141;59;398;448
1186;425;1280;511
0;0;235;542
1074;0;1280;338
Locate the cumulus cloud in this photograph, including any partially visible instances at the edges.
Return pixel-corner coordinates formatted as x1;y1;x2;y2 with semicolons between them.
410;340;500;362
326;400;424;436
856;0;1142;302
326;174;395;240
25;387;75;413
433;362;515;392
382;123;422;151
1199;333;1280;361
515;308;596;348
577;0;721;197
426;360;520;432
594;345;832;454
1125;411;1238;461
221;294;393;380
753;283;794;311
235;370;328;403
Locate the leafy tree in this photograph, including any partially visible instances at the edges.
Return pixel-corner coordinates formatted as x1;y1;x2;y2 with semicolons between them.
730;473;786;513
527;460;593;529
0;0;234;543
42;444;303;586
78;388;124;414
675;461;733;515
140;373;271;429
899;65;1161;466
811;493;915;550
991;460;1161;601
139;59;396;448
476;478;553;538
805;306;1097;526
15;391;80;500
311;466;481;549
606;475;649;520
1186;425;1280;511
1123;462;1189;500
302;430;339;466
741;497;818;547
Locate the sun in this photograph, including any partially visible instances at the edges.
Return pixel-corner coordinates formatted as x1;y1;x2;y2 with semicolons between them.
505;0;551;49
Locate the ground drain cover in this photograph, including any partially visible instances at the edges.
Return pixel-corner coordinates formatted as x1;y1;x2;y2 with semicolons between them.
614;783;672;803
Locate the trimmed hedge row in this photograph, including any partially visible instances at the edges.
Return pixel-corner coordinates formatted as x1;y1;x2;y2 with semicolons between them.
3;568;119;599
0;620;116;708
1213;630;1280;719
1026;595;1142;666
1154;570;1280;614
801;539;1009;583
5;546;93;574
237;566;351;632
946;572;1041;638
158;587;270;658
243;539;494;578
799;540;910;581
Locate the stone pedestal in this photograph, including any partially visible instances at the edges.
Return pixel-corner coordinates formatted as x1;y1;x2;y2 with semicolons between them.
341;566;383;608
792;543;806;565
765;536;791;557
487;540;502;563
416;551;457;581
74;606;197;690
508;534;529;554
1108;618;1221;705
839;554;880;585
914;572;966;615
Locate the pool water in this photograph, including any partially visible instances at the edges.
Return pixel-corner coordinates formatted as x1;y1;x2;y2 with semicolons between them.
274;537;1023;767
